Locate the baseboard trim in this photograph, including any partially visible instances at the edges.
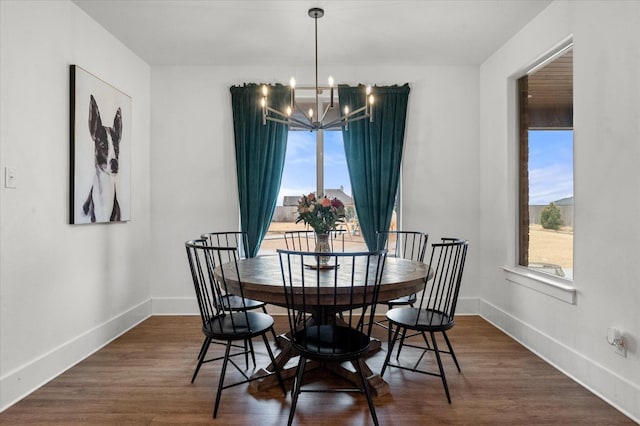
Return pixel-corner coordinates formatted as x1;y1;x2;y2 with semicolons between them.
0;299;152;412
478;298;639;423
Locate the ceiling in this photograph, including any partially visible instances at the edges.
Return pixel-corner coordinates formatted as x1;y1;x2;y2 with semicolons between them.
73;0;552;66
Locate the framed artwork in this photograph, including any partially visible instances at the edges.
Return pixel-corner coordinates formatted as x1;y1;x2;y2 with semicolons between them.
70;65;131;224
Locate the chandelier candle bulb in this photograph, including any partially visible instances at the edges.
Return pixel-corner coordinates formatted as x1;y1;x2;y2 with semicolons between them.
328;76;334;107
290;77;296;108
344;105;350;130
369;94;375;121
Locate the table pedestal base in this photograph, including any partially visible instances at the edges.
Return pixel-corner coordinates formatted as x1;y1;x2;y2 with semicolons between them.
249;334;389;397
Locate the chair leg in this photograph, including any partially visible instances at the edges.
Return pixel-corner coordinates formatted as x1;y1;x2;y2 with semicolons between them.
262;332;286;396
196;336;209;360
262;305;278;343
421;331;431;348
247;338;256;367
429;331;451;404
288;356;307;426
213;341;233;418
442;331;461;372
191;336;212;383
396;327;409;360
243;339;249;369
381;325;401;377
355;358;379;426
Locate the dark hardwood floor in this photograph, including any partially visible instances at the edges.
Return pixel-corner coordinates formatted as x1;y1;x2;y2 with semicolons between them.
0;315;633;425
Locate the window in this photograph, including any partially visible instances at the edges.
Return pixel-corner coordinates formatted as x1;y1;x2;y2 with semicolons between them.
259;130;370;255
518;44;574;279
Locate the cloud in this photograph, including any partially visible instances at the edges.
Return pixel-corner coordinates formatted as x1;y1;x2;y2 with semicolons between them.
529;164;573;205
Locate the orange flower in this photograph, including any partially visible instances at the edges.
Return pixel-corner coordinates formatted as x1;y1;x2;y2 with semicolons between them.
321;198;332;207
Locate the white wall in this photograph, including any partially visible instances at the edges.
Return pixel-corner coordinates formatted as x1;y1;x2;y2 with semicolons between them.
0;0;151;410
150;65;481;314
479;1;639;421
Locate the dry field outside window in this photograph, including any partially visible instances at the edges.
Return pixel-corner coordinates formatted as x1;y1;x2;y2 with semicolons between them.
528;223;574;269
265;222;574;274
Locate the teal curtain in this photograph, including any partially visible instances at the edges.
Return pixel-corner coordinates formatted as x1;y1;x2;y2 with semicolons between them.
231;84;289;257
339;84;410;250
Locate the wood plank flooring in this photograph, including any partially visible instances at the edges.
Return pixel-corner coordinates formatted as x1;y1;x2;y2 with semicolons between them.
0;315;634;425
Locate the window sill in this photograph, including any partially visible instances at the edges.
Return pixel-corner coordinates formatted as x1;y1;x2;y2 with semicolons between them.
501;266;576;304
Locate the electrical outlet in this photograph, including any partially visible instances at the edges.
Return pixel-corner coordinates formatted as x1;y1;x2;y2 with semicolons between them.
615;338;627;357
607;327;627;358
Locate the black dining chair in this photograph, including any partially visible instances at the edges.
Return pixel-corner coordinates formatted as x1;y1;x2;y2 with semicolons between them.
380;238;468;403
277;249;387;426
185;239;286;418
375;230;428;342
199;232;277;357
283;228;346;252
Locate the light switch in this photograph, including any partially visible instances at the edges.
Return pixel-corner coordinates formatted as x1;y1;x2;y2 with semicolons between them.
5;167;16;189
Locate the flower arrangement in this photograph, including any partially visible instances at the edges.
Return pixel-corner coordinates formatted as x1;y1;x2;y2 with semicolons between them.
295;192;346;234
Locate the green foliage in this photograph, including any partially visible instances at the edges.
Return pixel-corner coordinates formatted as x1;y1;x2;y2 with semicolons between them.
540;202;563;230
345;206;356;220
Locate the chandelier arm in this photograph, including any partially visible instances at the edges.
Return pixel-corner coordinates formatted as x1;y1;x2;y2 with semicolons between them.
319;102;332;123
342;114;370;124
265;113;309;129
266;106;290;118
265;105;313;128
294;103;314;124
286;115;314;128
320;118;346;129
265;116;292;126
343;105;369;119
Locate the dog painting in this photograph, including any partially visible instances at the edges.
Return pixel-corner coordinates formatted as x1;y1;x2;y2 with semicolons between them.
83;95;122;222
70;65;131;224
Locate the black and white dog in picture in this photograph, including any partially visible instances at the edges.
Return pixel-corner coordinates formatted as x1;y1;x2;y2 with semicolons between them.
82;95;121;222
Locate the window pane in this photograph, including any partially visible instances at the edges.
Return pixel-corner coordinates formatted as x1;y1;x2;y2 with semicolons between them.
277;131;316;205
323;131;350;194
260;131;369;255
527;130;574;279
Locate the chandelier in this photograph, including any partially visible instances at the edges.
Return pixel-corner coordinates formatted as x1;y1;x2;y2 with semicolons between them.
261;7;374;131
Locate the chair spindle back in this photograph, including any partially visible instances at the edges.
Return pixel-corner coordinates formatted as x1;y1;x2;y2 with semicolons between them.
376;230;428;262
185;239;252;333
414;238;468;327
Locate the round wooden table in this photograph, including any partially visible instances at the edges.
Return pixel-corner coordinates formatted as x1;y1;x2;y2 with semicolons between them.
213;255;430;397
216;255;429;306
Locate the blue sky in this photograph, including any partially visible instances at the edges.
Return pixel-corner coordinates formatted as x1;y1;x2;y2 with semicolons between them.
528;130;574;205
278;131;350;205
278;129;573;206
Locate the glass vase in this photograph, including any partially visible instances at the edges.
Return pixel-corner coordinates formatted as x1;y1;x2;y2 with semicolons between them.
314;232;331;266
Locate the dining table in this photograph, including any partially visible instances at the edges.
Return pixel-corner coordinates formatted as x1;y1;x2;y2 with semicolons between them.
213;254;430;397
